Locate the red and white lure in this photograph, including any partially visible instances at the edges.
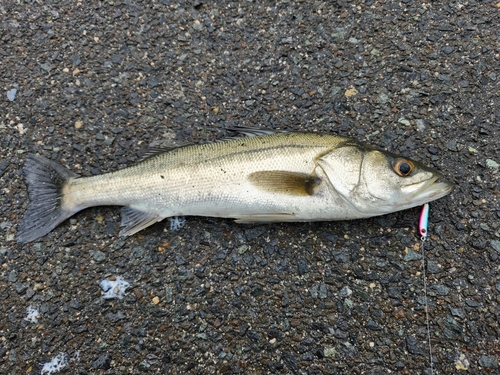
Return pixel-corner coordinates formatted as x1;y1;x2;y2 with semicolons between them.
419;203;430;239
418;202;433;374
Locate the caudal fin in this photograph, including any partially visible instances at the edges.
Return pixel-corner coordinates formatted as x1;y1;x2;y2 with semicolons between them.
17;154;81;244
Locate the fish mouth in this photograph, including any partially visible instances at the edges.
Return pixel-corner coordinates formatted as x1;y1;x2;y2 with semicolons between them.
410;175;454;203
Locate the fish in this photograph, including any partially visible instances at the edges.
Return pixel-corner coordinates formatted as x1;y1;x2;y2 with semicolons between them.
16;130;454;244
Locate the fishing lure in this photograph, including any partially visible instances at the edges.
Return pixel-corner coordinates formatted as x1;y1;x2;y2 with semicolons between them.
419;203;430;239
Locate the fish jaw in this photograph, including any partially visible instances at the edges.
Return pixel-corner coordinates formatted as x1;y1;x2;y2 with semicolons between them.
402;175;454;208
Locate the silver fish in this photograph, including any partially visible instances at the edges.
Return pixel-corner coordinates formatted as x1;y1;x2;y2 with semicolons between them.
16;131;453;244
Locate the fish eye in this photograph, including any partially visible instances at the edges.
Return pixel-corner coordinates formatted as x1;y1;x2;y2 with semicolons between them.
392;158;414;177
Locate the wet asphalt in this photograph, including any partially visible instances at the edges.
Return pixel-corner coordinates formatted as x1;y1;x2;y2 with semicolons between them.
1;1;499;374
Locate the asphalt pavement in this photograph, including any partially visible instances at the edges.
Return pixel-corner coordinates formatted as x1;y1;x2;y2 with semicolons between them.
1;1;499;374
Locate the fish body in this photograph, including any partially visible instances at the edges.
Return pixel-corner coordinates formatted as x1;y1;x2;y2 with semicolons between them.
17;131;453;244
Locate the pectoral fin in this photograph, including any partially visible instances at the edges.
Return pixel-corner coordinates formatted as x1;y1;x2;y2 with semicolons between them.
119;207;164;237
248;171;322;196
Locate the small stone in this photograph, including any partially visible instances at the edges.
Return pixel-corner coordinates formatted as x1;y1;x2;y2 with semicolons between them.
324;347;336;358
40;63;52;71
165;286;173;303
318;284;328;299
465;299;480;308
427;261;442;274
281;351;298;373
431;284;450;296
138;361;151;371
70;55;81;66
468;146;478;154
330;86;342;97
345;87;358;97
365;320;383;331
398;118;410;126
8;271;18;283
16;283;28;294
403;249;422;261
148;77;160;88
193;20;203;31
74;121;83;129
442;46;455;54
152;296;160;304
7;88;17;101
445;140;458;152
455;354;470;370
377;93;389;104
479;223;490;231
478;355;498;369
450;308;466;319
415;119;425;132
69;298;84;310
92;250;106;263
491;240;500;253
244;226;266;241
406;336;427;356
339;286;352;298
111;54;121;63
394;309;405;319
485;159;499;170
92;353;112;370
107;311;126;323
297;259;309;276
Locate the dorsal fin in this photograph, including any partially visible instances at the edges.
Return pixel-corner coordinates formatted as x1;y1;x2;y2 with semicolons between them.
225;126;284;138
140;141;195;161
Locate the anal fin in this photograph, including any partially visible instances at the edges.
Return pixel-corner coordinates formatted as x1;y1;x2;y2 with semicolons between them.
234;213;296;223
119;207;164;237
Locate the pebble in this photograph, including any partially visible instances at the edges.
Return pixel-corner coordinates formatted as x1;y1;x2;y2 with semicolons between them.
91;250;106;263
485;159;499;170
8;271;18;283
491;240;500;253
478;355;498;369
398;118;410;126
323;347;336;358
297;259;309;276
406;336;427;356
377;93;389;104
339;285;352;298
7;88;17;101
403;249;422;261
92;353;112;370
445;140;458;152
344;87;358;97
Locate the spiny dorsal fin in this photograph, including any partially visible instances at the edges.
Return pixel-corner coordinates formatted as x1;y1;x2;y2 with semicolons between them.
224;126;284;139
248;171;322;196
140;141;195;161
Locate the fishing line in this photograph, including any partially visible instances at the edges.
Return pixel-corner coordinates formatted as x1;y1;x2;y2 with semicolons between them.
418;203;434;374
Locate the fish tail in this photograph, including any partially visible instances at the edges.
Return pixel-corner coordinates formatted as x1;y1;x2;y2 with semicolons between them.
17;154;81;244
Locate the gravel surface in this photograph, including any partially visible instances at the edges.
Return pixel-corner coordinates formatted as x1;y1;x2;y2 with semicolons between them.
1;1;499;374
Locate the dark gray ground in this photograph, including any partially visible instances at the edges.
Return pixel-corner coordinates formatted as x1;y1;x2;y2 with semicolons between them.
1;1;499;374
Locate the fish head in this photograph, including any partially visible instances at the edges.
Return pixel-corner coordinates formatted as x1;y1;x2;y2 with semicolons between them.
318;143;454;216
